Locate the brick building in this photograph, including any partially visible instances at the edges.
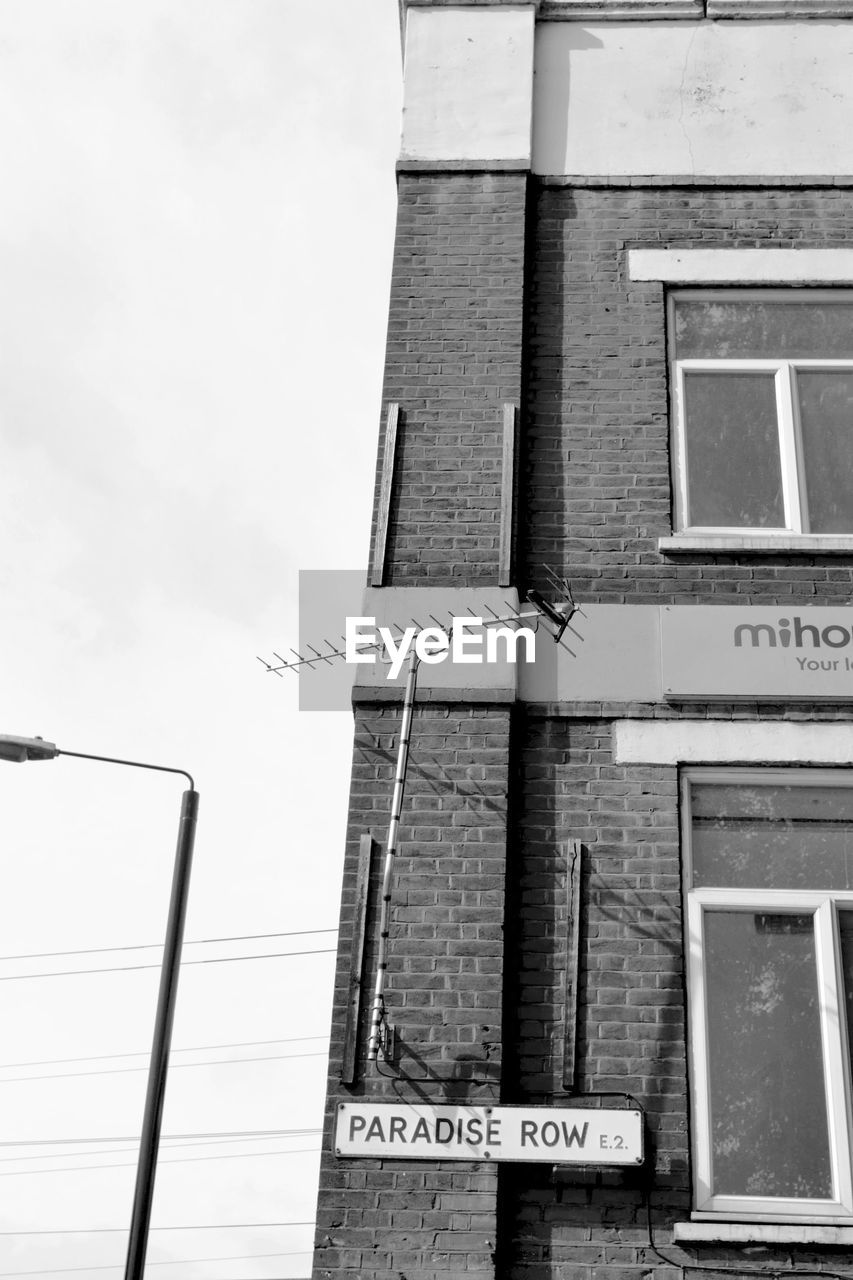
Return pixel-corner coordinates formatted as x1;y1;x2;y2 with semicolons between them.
312;1;853;1277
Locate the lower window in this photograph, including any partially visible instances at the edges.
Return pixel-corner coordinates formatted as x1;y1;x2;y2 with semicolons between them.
683;769;853;1222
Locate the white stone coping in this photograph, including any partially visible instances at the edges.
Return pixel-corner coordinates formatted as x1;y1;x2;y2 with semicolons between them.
402;0;853;12
613;719;853;765
707;0;853;12
542;0;853;11
541;0;702;13
629;249;853;284
660;535;853;555
675;1221;853;1245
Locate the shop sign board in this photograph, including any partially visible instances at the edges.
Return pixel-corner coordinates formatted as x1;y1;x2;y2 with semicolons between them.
661;606;853;701
335;1102;643;1166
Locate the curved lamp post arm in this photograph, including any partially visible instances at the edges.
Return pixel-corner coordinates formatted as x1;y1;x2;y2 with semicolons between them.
60;749;195;791
0;736;195;791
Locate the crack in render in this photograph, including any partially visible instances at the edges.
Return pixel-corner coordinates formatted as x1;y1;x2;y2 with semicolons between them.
676;23;703;177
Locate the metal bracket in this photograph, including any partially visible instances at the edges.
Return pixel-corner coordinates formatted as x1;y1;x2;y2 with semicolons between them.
377;1020;396;1066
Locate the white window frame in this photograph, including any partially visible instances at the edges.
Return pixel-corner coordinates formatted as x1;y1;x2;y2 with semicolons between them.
668;291;853;540
683;768;853;1224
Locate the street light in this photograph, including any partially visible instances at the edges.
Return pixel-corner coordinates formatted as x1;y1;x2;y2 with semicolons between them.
0;734;199;1280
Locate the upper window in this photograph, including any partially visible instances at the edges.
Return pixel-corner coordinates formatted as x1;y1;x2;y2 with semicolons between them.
670;292;853;537
683;770;853;1223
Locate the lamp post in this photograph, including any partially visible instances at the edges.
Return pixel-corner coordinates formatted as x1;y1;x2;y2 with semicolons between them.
0;734;199;1280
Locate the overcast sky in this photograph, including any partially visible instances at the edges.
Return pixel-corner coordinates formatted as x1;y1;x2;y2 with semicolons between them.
0;3;402;1276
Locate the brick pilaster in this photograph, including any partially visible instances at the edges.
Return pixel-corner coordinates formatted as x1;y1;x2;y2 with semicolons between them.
312;702;513;1279
370;172;528;586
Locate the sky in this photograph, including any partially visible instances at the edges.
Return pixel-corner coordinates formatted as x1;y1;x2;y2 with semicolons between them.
0;3;402;1277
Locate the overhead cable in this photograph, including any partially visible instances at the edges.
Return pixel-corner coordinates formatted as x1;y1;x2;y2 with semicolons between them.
0;928;337;964
1;1050;329;1084
0;1221;313;1235
0;1251;311;1278
0;1131;320;1163
0;1034;328;1071
0;1145;319;1177
0;1129;311;1147
0;947;336;982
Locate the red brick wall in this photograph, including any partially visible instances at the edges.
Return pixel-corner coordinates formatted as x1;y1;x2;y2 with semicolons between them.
501;711;853;1279
313;702;512;1279
316;176;853;1280
523;184;853;604
501;715;687;1278
374;172;527;585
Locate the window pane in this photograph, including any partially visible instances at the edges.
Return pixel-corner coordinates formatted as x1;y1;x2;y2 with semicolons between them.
797;370;853;533
705;910;832;1199
682;371;784;527
691;782;853;889
838;913;853;1077
675;298;853;360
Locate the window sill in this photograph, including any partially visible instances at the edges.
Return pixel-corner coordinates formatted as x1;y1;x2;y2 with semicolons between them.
674;1222;853;1246
660;535;853;555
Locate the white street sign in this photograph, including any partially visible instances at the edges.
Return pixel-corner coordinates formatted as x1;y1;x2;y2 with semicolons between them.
335;1102;643;1165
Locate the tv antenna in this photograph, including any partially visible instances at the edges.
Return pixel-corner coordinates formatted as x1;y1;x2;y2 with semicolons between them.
257;574;583;1068
256;577;580;678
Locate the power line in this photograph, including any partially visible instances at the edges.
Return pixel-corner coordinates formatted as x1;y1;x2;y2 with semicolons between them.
0;1146;319;1177
0;1252;312;1277
0;929;337;964
0;1130;311;1147
0;1222;314;1235
0;1034;328;1071
0;947;336;982
0;1131;320;1164
1;1050;329;1084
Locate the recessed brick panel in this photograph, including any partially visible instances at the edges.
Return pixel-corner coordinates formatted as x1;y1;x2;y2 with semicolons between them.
371;173;527;585
522;185;853;603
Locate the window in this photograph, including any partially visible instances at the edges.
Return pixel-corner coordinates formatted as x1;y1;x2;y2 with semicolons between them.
670;292;853;537
683;770;853;1223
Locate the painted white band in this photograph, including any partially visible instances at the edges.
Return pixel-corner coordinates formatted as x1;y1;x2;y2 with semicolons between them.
613;719;853;764
674;1223;853;1246
628;249;853;283
401;7;535;164
660;536;853;554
